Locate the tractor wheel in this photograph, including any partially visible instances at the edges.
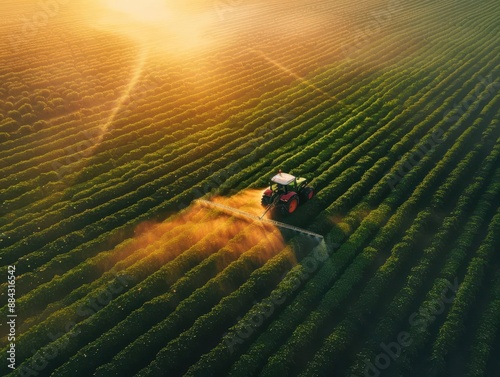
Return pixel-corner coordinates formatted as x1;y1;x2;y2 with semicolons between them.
301;187;315;203
261;195;272;206
282;196;299;215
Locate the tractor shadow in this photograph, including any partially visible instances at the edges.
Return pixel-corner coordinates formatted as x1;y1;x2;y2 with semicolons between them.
265;197;320;230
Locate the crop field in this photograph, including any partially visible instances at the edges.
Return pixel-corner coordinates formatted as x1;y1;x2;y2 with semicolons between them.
0;0;499;376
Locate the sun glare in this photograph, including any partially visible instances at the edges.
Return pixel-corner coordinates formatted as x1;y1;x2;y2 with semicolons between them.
104;0;173;23
86;0;215;53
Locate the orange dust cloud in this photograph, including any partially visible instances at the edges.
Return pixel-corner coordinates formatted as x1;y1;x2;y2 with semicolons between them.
105;189;287;277
210;188;271;218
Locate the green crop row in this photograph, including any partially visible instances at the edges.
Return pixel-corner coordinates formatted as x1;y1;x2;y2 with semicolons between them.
428;208;500;375
90;227;283;377
133;243;298;376
347;148;500;376
466;271;500;377
386;194;500;376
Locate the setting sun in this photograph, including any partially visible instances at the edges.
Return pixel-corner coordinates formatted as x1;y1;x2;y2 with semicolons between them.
85;0;215;52
104;0;173;23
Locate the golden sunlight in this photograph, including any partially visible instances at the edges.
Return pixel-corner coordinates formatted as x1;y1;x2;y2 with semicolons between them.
104;0;173;23
85;0;216;52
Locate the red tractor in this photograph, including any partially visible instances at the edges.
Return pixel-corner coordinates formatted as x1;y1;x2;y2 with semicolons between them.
261;171;315;217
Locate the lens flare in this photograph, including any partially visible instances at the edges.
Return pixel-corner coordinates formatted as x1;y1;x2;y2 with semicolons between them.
252;49;337;103
92;47;148;150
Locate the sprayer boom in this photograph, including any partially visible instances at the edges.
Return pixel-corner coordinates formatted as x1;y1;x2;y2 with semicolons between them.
196;199;323;240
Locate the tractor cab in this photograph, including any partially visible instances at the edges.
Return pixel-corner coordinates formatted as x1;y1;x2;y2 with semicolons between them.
270;172;296;194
